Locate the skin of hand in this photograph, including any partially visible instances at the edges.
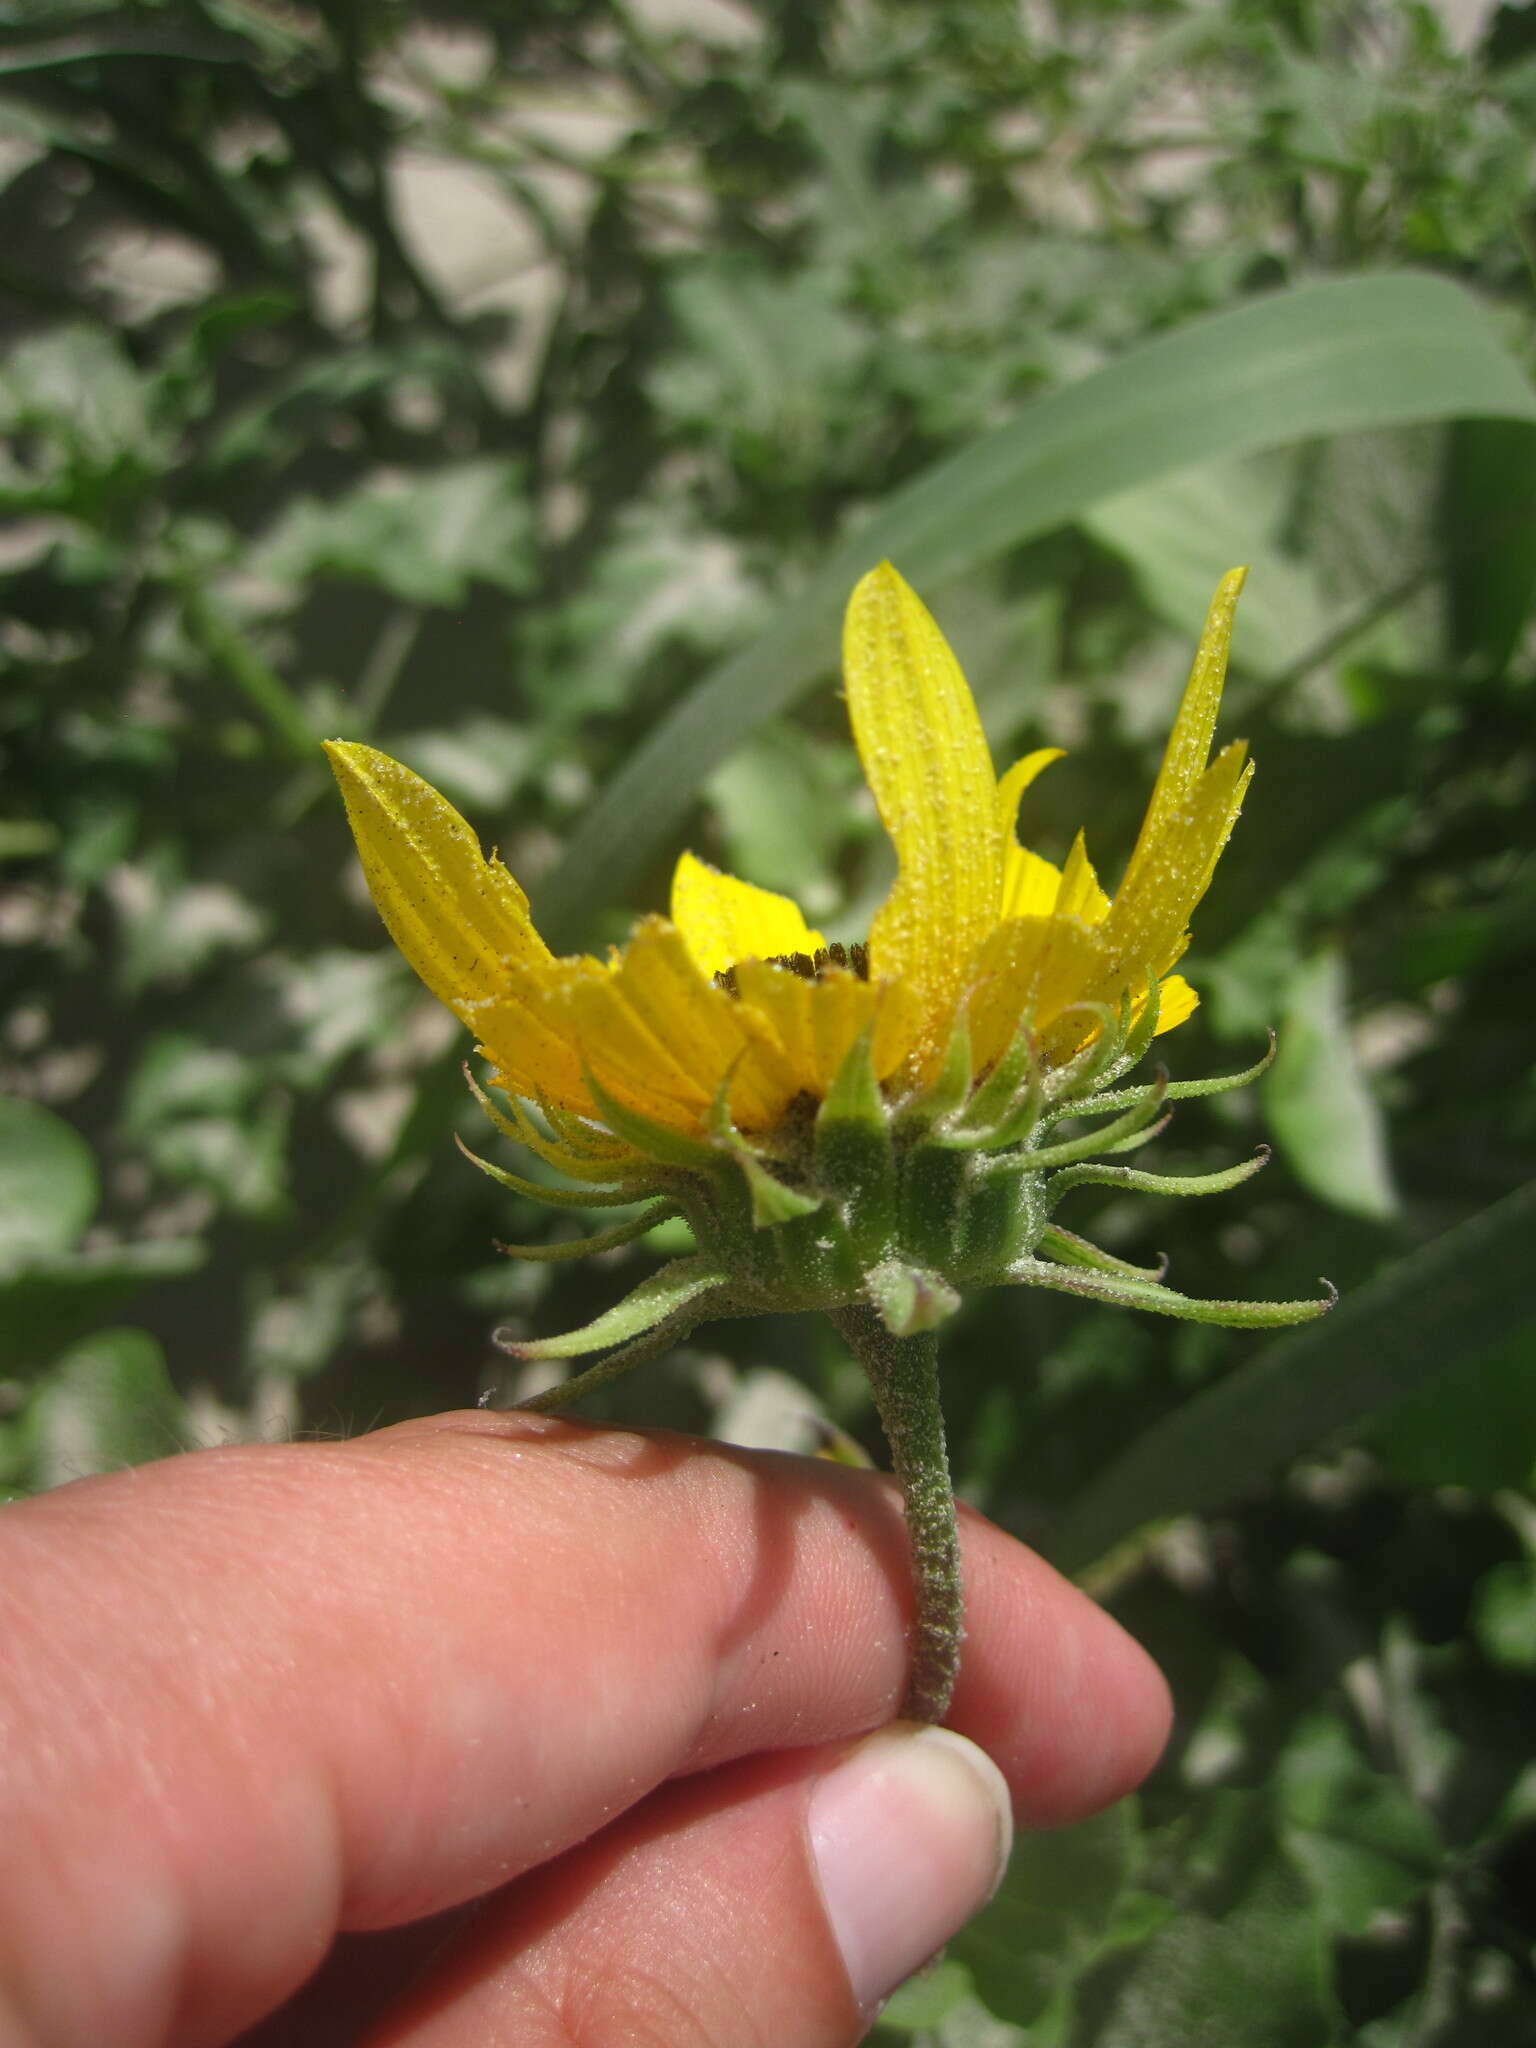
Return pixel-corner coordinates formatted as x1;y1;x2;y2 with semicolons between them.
0;1411;1171;2048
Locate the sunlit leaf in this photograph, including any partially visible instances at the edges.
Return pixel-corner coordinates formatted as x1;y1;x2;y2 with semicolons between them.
250;460;534;608
0;1098;97;1268
1275;1714;1442;1938
1089;1857;1341;2048
22;1328;188;1492
1084;450;1329;673
1265;947;1398;1221
951;1801;1148;2027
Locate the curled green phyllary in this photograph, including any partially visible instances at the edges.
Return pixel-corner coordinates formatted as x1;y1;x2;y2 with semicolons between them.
327;563;1331;1721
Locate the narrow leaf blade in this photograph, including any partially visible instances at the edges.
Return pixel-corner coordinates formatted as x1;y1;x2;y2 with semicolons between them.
1052;1179;1536;1574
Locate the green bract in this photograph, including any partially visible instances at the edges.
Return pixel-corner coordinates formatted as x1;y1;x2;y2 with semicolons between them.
485;980;1321;1409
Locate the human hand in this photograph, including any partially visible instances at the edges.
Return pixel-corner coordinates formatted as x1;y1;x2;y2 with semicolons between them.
0;1411;1170;2047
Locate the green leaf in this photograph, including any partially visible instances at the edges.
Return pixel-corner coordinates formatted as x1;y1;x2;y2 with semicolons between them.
706;727;857;908
0;1098;98;1268
1088;1857;1341;2048
250;460;534;608
0;325;165;511
525;509;766;721
260;949;413;1085
1052;1178;1536;1574
1265;948;1398;1221
952;1801;1144;2027
1472;1561;1536;1673
1276;1713;1442;1937
1443;418;1536;674
205;340;479;472
120;1034;290;1219
877;1957;977;2031
1373;1325;1536;1493
538;273;1536;944
247;1258;371;1382
1084;449;1330;672
122;1034;258;1132
110;850;268;993
21;1329;188;1492
648;262;871;453
0;1240;207;1376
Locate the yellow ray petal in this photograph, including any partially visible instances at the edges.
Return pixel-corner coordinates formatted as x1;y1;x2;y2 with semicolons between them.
966;915;1112;1074
325;741;556;1008
1151;974;1199;1034
729;956;842;1098
670;850;825;980
844;563;1003;1044
1059;944;1198;1061
728;957;914;1105
1101;741;1253;980
995;747;1065;842
1117;567;1246;903
552;919;788;1135
324;741;591;1101
1054;830;1111;926
469;958;594;1111
997;747;1067;922
1002;846;1063;921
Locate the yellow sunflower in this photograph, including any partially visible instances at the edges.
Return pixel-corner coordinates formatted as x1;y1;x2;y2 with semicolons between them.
326;562;1248;1151
326;559;1330;1724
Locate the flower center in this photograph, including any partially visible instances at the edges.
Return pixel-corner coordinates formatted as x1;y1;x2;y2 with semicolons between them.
714;940;869;999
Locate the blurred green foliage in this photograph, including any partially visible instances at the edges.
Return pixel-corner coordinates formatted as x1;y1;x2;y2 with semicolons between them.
3;0;1536;2037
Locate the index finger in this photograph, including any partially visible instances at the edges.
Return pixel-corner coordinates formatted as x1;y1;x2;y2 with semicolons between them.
0;1411;1169;2048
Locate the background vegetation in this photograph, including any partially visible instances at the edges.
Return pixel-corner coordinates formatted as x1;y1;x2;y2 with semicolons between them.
3;0;1536;2039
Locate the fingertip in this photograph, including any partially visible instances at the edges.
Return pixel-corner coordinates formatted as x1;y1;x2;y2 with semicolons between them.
949;1515;1173;1829
1068;1603;1174;1816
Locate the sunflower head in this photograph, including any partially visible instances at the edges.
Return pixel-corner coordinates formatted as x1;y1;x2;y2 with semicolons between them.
326;564;1331;1388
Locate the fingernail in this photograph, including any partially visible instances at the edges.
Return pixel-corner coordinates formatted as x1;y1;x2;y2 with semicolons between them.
807;1722;1013;2015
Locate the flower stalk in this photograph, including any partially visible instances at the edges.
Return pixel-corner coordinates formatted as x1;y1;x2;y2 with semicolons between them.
832;1307;962;1723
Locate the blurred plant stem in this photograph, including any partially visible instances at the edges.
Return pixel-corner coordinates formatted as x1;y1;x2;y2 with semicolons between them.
175;574;315;760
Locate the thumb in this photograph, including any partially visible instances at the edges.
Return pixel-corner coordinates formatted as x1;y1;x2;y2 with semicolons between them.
806;1724;1014;2019
368;1723;1014;2045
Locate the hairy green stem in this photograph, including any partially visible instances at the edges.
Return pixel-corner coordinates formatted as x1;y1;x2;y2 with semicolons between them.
832;1306;963;1723
175;576;315;760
